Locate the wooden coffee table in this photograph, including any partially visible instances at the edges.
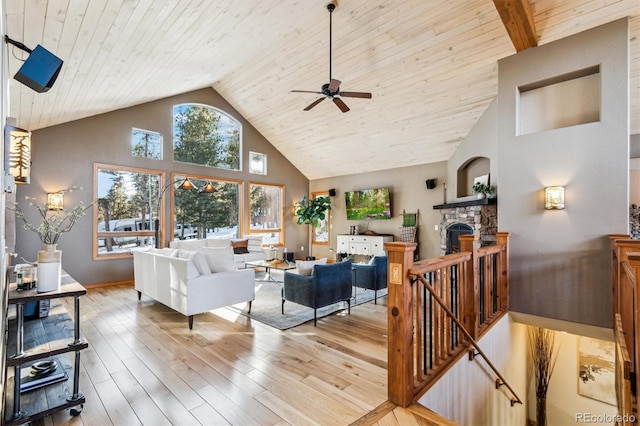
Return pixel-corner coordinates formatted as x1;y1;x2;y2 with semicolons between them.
245;260;296;282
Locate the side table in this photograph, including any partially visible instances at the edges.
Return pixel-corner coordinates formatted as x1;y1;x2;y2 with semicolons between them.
4;272;87;424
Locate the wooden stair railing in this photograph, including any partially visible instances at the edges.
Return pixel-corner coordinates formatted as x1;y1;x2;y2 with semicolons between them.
614;313;634;425
610;235;640;413
385;232;517;408
413;270;522;407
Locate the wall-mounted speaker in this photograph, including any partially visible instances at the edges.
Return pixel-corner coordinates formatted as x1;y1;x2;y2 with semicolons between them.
14;45;63;93
328;188;336;197
426;178;437;190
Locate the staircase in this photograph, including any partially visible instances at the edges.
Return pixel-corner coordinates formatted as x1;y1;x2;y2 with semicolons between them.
350;401;459;426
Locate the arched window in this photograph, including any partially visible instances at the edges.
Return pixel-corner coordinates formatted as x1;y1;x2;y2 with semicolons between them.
173;104;241;171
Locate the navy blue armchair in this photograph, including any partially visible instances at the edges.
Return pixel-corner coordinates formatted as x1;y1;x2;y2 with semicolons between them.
352;255;387;304
282;261;353;326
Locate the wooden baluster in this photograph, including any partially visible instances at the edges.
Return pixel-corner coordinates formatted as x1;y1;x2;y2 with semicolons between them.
496;232;510;312
385;241;417;407
415;269;424;383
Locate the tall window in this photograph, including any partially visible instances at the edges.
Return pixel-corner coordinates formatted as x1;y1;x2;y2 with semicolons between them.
132;128;162;159
249;183;283;245
173;104;241;171
94;164;162;258
172;175;242;240
311;191;330;244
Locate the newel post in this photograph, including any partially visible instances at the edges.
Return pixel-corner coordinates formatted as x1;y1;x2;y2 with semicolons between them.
385;241;417;407
496;232;510;311
459;235;479;340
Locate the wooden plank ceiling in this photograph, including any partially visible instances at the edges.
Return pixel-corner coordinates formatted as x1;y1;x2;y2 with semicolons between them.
5;0;640;180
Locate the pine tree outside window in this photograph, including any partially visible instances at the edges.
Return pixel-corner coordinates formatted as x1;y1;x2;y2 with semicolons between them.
173;104;241;171
132;128;162;159
172;175;241;240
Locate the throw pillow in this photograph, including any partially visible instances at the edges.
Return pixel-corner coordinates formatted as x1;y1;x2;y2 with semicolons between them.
202;246;236;273
231;239;250;254
185;261;201;280
169;239;206;252
295;257;328;276
244;235;265;253
174;249;211;275
158;248;178;257
206;237;232;249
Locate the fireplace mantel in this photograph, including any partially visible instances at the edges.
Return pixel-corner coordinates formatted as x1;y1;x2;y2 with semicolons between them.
432;197;496;210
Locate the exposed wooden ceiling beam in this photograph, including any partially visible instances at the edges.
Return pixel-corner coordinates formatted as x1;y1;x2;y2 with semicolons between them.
493;0;537;52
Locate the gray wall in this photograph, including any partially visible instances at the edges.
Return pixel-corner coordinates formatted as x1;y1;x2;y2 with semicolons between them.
448;99;499;202
15;88;309;285
496;19;629;328
310;162;447;260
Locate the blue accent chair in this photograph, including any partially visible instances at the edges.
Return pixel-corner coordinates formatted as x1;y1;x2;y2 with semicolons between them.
352;255;387;304
282;261;353;326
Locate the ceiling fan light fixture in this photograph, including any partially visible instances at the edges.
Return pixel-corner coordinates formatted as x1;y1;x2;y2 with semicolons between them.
291;2;372;113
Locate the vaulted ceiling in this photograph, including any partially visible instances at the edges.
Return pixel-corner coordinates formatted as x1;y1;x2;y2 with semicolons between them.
5;0;640;179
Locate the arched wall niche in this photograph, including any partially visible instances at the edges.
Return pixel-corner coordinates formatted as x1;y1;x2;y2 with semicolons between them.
456;156;490;198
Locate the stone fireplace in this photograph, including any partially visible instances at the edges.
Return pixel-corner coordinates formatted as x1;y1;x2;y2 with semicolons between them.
434;199;497;255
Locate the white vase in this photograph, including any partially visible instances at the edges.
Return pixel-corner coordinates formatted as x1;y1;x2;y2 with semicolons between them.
37;244;61;293
476;192;486;199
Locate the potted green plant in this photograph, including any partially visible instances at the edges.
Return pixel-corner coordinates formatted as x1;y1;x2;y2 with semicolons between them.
294;195;332;259
472;182;495;199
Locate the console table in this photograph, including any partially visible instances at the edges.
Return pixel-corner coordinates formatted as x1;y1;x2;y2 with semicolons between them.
4;272;87;424
337;234;393;256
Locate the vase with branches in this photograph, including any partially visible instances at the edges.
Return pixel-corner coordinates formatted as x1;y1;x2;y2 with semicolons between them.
12;186;94;245
528;326;559;426
11;186;94;292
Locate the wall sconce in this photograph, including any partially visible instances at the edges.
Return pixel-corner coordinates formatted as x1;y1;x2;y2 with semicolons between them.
545;186;565;210
47;192;64;210
5;125;31;184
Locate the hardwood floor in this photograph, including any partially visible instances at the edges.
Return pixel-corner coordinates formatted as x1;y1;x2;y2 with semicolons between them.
43;284;391;425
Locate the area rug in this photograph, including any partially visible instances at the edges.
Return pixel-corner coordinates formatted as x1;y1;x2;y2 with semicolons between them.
227;269;387;330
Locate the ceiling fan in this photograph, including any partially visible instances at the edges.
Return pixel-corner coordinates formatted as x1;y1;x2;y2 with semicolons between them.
291;3;372;113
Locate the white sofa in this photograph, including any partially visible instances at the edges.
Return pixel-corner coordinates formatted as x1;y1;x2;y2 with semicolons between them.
133;243;256;329
169;235;268;269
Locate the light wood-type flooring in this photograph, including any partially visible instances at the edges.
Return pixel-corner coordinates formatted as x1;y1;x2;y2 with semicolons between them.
29;283;432;426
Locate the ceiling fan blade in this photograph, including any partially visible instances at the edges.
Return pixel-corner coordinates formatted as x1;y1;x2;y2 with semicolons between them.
339;91;372;99
292;90;323;94
328;79;341;92
333;97;350;113
304;97;326;111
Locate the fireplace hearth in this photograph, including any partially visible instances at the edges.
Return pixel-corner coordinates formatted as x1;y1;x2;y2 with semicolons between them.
433;198;497;255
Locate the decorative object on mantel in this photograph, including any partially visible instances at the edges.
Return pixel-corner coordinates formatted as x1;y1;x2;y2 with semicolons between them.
472;181;495;199
12;186;94;292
